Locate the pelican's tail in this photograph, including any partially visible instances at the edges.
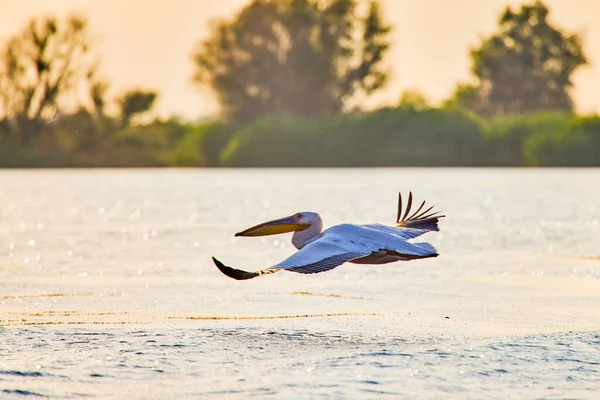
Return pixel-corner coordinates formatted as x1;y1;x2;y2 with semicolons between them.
212;257;279;280
396;191;445;232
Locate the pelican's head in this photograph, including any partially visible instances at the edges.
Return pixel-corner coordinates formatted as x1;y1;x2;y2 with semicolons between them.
235;212;320;237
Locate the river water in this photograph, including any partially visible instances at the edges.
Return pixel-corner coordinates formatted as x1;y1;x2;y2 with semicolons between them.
1;168;599;399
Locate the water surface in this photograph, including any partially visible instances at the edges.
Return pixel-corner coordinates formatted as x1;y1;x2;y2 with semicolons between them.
1;168;599;398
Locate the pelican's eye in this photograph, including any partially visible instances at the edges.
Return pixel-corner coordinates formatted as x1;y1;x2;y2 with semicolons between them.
296;213;303;220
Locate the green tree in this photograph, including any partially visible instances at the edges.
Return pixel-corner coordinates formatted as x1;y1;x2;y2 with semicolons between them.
118;89;157;126
0;14;103;141
192;0;391;122
449;1;587;116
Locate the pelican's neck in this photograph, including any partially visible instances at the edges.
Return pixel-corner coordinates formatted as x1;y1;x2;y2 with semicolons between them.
291;215;323;249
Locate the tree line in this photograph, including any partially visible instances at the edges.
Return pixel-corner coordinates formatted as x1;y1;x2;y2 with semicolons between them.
0;0;597;167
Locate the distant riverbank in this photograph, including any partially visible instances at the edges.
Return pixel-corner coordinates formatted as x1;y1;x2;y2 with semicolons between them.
2;107;599;168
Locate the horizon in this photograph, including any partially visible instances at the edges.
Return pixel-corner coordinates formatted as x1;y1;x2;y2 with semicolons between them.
1;0;599;121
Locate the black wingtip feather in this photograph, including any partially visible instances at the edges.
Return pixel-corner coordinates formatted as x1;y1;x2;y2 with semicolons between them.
212;257;260;280
401;216;444;231
396;192;402;223
395;191;445;231
402;192;413;222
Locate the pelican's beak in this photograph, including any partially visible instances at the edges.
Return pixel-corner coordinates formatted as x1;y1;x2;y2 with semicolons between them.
235;215;310;237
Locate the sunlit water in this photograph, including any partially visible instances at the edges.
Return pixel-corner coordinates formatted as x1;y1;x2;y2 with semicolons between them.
1;168;599;399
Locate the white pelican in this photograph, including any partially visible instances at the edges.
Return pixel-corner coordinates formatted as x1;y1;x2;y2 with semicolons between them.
212;192;444;280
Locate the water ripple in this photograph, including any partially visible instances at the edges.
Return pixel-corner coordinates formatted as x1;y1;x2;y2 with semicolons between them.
2;389;47;397
0;371;45;378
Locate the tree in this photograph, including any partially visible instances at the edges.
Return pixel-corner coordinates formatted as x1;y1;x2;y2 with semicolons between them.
192;0;391;123
118;89;157;126
450;1;587;116
0;14;102;141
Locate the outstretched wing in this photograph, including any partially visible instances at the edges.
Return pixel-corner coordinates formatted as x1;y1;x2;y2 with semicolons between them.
212;234;370;280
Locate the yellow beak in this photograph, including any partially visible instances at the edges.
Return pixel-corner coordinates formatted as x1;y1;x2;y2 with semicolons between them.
235;215;310;237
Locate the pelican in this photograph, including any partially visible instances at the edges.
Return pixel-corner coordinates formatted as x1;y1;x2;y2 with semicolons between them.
212;192;444;280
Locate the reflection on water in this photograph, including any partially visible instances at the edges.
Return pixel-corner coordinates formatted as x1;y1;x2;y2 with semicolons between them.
0;168;599;398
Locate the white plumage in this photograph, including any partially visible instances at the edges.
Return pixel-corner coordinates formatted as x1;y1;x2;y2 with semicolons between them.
212;192;444;280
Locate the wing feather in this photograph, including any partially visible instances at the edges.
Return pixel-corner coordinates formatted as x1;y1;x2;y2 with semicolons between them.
395;191;444;233
362;223;428;240
275;236;370;275
286;252;365;274
212;257;278;280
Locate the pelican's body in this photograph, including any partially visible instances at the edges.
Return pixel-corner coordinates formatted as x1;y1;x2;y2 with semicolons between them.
213;192;444;280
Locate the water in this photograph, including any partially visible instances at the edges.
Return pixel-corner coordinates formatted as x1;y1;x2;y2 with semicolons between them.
1;168;599;399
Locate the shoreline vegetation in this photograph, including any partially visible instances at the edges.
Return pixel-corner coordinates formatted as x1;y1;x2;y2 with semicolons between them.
1;1;598;168
2;108;599;168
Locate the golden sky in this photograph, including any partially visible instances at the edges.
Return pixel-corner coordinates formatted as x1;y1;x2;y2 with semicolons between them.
1;0;599;120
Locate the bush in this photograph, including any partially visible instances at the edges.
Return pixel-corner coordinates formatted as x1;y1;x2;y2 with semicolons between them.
485;112;572;166
481;112;600;166
220;106;490;167
524;114;600;166
368;106;488;166
0;136;52;167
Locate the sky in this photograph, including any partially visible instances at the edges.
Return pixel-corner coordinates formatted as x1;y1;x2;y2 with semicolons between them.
1;0;599;120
